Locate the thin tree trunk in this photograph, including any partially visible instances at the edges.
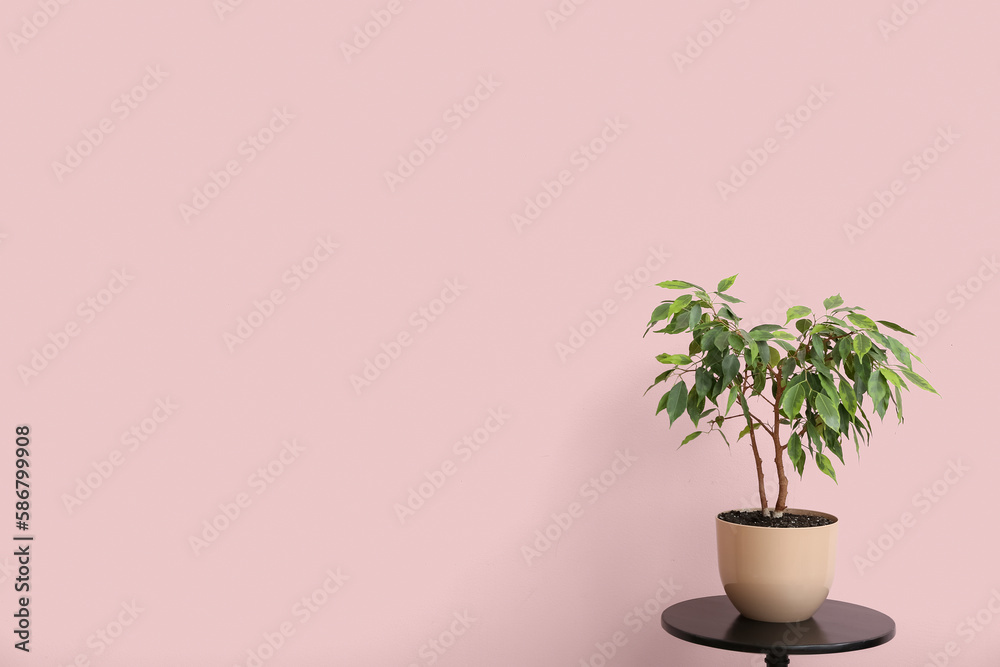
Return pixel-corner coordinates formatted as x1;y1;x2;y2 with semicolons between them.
746;425;768;514
773;366;789;514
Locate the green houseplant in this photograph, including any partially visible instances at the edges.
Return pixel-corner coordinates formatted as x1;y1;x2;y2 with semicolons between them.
645;274;936;621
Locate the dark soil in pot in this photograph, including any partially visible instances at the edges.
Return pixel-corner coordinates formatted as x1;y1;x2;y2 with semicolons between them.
718;509;835;528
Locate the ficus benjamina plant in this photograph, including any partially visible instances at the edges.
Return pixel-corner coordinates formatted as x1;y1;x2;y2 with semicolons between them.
644;274;937;517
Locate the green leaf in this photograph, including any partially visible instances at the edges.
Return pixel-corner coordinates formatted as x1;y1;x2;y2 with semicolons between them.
894;384;904;422
717;274;738;293
815;452;838;483
737;391;753;421
700;328;720;351
810;324;844;335
667;294;693;318
868;370;888;404
774;339;796;353
880;367;906;389
836;337;852;365
695;368;713;398
644;369;673;396
768;346;781;367
725;386;740;415
853;333;872;358
749;324;783;334
825;431;845;464
748;329;774;341
770;330;797;340
665;381;688;425
688;303;703;329
718;305;740;322
686;385;706;425
648;302;672;325
900;368;939;395
721;354;741;390
714;330;731;351
823;294;845;310
847;313;879;330
727;333;745;352
838;379;857;416
787;432;805;477
738;423;761;440
877;320;916;336
780;383;806;419
680;431;702;446
815;393;840;430
717;292;744;304
868;330;890;349
817;372;839;401
657;280;700;290
717;429;732;449
887;336;912;369
657;353;693;365
785;306;812;323
795;318;811;334
806;418;822;452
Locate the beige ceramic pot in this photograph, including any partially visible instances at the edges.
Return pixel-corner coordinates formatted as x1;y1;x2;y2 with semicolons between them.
716;508;838;623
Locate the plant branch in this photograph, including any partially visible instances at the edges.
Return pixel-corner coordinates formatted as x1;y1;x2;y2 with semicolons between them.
772;362;789;514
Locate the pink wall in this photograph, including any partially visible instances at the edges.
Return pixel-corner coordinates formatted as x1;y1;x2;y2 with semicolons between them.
2;1;997;665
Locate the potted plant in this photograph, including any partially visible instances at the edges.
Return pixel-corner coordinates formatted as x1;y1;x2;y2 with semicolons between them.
644;274;936;622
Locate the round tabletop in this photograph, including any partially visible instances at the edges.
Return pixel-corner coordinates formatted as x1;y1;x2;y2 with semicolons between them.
661;596;895;656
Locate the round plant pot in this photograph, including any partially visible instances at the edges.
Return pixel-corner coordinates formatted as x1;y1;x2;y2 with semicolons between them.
716;508;838;623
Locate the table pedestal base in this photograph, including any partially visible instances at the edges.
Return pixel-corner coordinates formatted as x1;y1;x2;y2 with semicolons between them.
765;652;789;666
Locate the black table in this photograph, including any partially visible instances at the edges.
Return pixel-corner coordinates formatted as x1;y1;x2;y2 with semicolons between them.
661;596;895;666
